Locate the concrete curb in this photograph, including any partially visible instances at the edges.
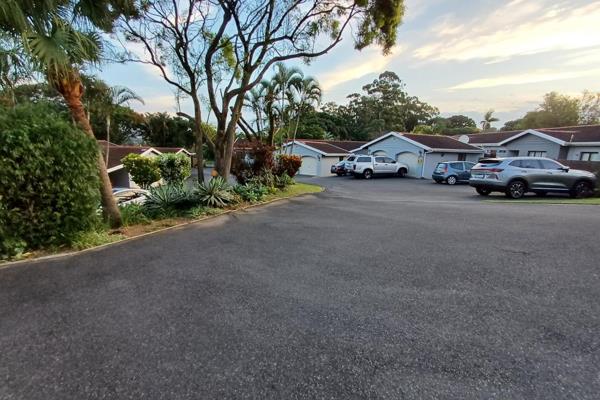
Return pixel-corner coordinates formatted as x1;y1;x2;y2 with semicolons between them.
0;187;324;270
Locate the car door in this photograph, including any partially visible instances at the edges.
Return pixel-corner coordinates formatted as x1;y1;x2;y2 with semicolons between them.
463;162;476;180
515;159;545;189
374;156;387;173
449;162;465;181
383;156;397;173
539;159;571;190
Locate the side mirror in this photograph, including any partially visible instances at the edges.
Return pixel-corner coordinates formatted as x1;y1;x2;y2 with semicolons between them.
560;166;570;172
391;160;396;164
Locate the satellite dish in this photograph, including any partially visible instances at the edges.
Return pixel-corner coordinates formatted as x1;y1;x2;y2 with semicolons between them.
458;135;469;143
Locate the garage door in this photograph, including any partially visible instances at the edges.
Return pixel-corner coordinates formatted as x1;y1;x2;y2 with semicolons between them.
299;156;318;176
396;152;420;178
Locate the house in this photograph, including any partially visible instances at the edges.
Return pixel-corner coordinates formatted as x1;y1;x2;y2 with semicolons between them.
98;140;193;188
458;125;600;162
281;139;367;176
357;132;484;178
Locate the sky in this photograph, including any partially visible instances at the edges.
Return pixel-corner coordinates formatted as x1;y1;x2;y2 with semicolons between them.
100;0;600;129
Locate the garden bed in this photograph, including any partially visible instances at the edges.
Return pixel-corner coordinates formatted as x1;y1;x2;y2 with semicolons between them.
2;183;322;265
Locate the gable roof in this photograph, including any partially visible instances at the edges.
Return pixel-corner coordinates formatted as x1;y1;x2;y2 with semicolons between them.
283;139;367;156
359;132;483;153
98;141;192;172
461;125;600;146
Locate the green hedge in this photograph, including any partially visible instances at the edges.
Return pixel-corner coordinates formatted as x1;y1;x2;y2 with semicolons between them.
0;103;101;259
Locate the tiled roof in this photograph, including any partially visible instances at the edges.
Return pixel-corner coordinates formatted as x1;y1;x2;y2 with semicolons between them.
460;130;523;144
537;125;600;143
98;141;189;169
401;133;482;150
462;125;600;145
290;139;367;155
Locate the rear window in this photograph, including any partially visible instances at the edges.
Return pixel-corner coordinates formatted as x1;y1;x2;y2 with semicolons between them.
476;158;502;167
435;163;447;168
357;157;371;162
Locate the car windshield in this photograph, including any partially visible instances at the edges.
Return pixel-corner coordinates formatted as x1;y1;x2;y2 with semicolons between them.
346;156;355;161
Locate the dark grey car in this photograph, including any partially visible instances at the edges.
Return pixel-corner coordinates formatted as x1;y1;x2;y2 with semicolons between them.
432;161;476;185
469;157;597;199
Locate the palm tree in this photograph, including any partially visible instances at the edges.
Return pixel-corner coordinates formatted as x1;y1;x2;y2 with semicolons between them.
481;109;499;131
271;62;303;145
288;76;322;153
0;0;138;227
103;85;144;164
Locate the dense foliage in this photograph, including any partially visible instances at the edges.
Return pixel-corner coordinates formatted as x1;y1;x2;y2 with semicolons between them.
0;103;100;258
274;155;302;178
156;153;192;185
121;154;161;189
195;177;234;208
231;142;275;184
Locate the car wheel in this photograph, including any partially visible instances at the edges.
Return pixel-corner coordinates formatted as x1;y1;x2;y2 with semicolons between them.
446;176;458;185
363;169;373;179
476;188;491;196
505;180;526;199
570;181;593;198
397;168;407;178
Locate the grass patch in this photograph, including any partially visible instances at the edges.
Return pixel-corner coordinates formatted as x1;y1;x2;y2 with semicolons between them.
70;230;126;250
264;182;323;201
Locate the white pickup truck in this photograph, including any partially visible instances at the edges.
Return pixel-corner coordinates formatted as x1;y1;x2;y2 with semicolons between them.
349;155;409;179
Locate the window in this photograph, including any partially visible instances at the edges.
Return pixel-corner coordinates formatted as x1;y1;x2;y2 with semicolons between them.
580;152;599;161
510;160;542;169
458;153;466;161
339;156;344;161
374;156;386;163
450;162;464;170
357;157;371;163
527;151;547;157
539;159;563;170
383;157;395;163
464;162;476;170
347;156;356;161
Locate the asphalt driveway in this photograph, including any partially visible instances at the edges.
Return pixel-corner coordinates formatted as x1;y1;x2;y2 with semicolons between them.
1;176;599;399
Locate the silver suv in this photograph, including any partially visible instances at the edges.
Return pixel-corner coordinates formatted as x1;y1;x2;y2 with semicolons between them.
469;157;597;199
351;155;409;179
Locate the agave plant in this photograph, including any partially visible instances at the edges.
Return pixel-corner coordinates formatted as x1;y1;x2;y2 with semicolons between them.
195;177;233;208
143;184;194;215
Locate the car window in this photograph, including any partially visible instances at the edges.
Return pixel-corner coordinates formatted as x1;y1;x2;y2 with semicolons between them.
510;160;541;169
383;157;395;163
347;156;355;161
539;159;562;170
357;157;371;163
450;162;464;170
464;162;475;170
375;156;385;163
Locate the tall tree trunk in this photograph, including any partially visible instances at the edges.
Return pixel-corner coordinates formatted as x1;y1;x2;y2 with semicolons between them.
192;97;205;184
54;71;122;228
105;115;111;164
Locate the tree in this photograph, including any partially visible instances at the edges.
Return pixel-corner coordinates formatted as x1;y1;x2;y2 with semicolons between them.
121;154;161;189
480;110;499;131
500;119;523;131
446;115;476;129
0;0;138;227
193;0;405;178
517;92;580;129
119;0;238;183
141;112;195;148
579;90;600;125
288;76;322;150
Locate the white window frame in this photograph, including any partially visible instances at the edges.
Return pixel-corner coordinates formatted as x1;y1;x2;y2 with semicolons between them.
527;151;547;157
579;152;599;161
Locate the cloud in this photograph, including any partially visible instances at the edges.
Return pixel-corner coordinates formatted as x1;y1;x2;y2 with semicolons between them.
413;0;600;62
318;47;402;91
448;68;600;90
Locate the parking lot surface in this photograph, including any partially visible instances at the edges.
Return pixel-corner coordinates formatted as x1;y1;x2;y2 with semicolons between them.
1;176;599;399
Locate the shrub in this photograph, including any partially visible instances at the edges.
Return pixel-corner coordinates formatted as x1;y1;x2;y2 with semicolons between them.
195;177;233;208
233;182;269;203
120;203;150;226
143;184;197;217
274;173;294;189
157;153;191;185
230;141;275;184
122;154;160;189
0;103;101;258
275;154;302;177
